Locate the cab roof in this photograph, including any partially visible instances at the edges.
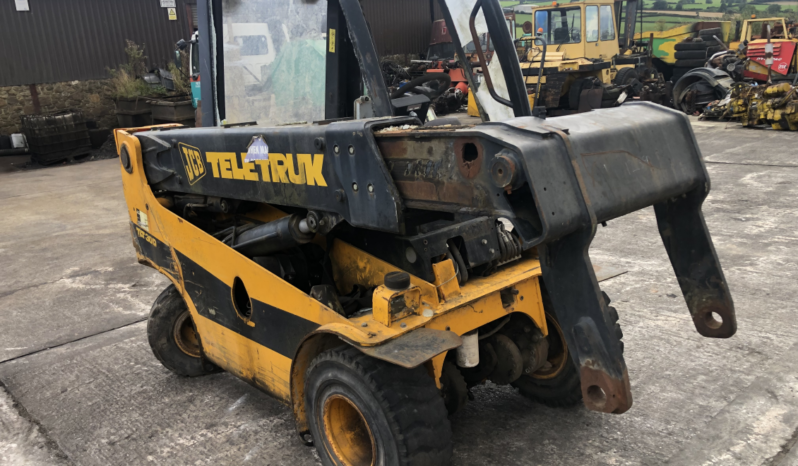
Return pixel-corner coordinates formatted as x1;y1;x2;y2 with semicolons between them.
522;0;617;10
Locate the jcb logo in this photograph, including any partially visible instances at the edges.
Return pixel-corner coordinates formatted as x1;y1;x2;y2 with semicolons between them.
179;143;206;185
206;152;327;186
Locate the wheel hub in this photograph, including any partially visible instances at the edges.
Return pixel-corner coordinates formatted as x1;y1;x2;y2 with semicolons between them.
532;313;569;380
173;311;201;358
322;394;376;466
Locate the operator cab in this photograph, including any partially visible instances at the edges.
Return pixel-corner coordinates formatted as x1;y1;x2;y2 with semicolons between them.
530;0;620;60
201;0;532;128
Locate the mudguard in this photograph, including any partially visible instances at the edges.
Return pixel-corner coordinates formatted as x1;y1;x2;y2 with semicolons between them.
673;68;734;113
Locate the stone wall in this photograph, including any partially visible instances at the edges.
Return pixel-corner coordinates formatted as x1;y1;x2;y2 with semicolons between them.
0;79;117;135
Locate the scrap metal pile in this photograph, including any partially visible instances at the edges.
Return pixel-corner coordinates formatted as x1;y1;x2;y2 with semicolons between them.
672;17;797;118
702;81;798;130
383;58;470;116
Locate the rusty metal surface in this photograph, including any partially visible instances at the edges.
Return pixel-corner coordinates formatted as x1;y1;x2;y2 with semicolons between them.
454;137;484;179
580;366;633;414
355;328;462;369
0;0;191;86
377;135;486;208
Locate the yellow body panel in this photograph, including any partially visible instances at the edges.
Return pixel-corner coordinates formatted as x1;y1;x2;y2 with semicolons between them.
467;91;480;117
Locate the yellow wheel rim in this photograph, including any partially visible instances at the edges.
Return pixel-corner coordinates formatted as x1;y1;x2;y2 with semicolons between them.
173;311;201;358
532;313;569;380
323;394;376;466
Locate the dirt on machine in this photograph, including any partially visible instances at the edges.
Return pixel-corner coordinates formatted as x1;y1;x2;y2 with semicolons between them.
114;0;736;464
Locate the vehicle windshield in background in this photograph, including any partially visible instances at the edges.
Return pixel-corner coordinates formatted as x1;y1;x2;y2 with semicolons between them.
463;33;495;54
441;0;516;121
427;42;457;60
585;5;615;42
534;7;582;44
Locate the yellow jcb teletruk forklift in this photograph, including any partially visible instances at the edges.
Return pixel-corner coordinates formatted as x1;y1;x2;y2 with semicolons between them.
116;0;735;464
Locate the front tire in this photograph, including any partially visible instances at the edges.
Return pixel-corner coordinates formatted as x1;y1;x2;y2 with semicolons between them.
306;346;452;466
614;68;639;86
147;285;216;377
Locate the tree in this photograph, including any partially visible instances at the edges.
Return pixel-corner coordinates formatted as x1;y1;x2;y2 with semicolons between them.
675;2;684;9
706;0;713;4
740;4;757;16
656;18;668;31
767;4;782;15
653;0;669;9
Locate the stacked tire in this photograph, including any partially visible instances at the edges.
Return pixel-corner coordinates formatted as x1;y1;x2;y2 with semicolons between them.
672;28;723;82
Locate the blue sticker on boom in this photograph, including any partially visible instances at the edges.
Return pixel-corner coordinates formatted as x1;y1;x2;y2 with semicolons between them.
244;136;269;162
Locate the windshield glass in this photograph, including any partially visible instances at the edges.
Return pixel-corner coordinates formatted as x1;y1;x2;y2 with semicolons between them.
747;20;788;40
441;0;517;121
600;5;615;40
220;0;327;126
586;6;598;42
534;7;582;45
463;33;495;53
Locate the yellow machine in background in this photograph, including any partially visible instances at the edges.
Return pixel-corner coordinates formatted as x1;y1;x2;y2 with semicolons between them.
513;0;671;115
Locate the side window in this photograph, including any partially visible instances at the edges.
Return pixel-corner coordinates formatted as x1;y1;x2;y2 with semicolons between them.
534;8;581;44
535;10;549;38
586;6;598;43
616;1;626;44
600;5;615;41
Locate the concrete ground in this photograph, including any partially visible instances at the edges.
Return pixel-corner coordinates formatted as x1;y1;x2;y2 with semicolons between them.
0;118;797;465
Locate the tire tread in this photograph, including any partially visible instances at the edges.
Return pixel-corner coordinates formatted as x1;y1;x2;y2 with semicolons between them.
309;346;452;466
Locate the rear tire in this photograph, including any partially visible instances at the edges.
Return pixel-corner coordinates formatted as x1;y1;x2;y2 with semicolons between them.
671;66;693;82
674;50;708;60
306;346;452;466
512;291;623;407
569;78;595;110
614;68;639;86
674;58;708;68
675;40;717;51
147;285;217;377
